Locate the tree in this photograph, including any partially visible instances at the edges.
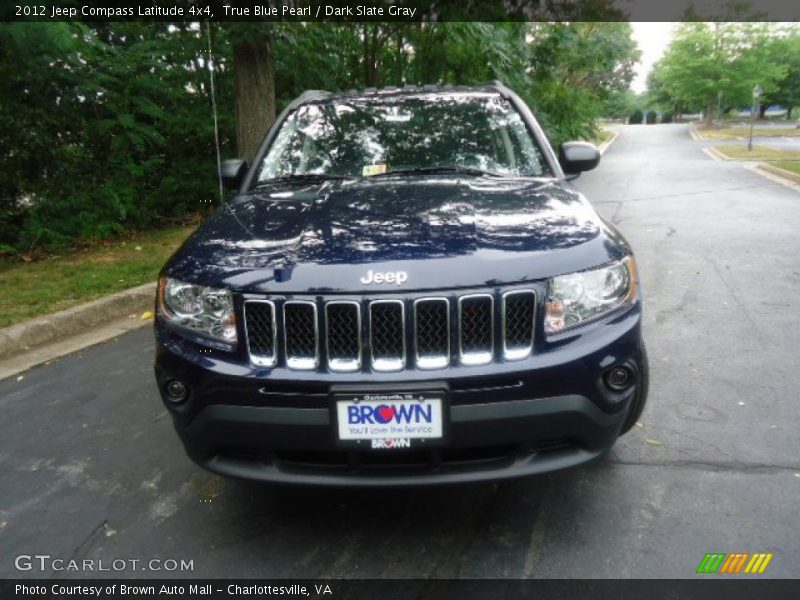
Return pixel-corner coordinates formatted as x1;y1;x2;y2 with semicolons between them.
524;22;640;143
605;89;640;119
650;23;786;124
0;22;234;251
755;26;800;119
224;25;275;164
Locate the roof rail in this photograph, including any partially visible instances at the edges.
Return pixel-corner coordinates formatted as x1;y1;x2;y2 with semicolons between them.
290;89;332;108
291;82;516;107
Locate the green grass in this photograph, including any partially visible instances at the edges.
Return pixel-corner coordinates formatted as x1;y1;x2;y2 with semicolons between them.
772;161;800;176
589;129;614;146
696;126;800;140
714;145;800;161
0;226;196;329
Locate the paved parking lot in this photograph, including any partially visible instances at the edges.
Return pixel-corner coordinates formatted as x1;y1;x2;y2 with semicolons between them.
1;123;798;578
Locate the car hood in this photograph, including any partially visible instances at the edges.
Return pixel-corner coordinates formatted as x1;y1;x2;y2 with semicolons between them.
166;177;630;293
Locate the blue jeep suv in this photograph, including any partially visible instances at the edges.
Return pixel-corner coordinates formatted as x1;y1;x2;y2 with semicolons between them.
154;82;648;485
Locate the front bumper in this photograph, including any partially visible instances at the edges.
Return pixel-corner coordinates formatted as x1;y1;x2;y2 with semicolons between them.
154;305;644;486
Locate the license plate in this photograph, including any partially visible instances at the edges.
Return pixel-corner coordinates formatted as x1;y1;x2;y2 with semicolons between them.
334;391;444;447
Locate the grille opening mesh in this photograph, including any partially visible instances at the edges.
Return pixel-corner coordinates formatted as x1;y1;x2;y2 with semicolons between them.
370;302;404;360
504;292;535;352
460;296;493;355
326;303;360;360
415;300;449;358
244;302;275;359
284;302;317;359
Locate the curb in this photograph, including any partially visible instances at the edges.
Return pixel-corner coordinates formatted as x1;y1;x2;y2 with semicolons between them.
757;163;800;186
598;129;621;155
0;282;156;361
750;163;800;193
703;146;729;161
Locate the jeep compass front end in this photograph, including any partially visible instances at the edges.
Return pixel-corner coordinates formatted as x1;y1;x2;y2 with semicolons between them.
154;83;648;486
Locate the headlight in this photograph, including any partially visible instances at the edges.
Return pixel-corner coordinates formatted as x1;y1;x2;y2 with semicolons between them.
157;277;237;344
545;257;638;334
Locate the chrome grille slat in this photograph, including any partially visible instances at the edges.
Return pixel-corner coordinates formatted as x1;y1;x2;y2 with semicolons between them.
459;294;494;366
502;290;536;360
369;300;405;372
414;298;450;370
325;301;361;372
243;300;277;367
283;300;318;370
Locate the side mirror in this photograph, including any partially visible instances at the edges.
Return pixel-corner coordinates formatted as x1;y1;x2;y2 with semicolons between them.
220;159;248;190
559;141;601;177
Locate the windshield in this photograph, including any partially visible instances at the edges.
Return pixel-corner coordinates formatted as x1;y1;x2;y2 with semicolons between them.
255;92;552;182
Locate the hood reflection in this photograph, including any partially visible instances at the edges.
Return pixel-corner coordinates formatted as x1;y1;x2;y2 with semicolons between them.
167;177;620;290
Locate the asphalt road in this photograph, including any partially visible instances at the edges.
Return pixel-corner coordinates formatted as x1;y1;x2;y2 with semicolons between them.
2;123;799;579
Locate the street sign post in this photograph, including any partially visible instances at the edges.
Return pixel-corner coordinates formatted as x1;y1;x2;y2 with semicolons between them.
749;84;762;152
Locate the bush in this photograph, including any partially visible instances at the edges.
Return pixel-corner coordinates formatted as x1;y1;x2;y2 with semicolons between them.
629;109;644;124
645;111;657;124
661;112;674;123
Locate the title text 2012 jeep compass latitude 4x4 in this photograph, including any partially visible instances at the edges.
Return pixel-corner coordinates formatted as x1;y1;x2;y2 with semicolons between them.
154;82;648;486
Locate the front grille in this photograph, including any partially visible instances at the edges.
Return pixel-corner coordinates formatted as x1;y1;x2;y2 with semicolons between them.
325;301;361;372
283;301;318;369
459;294;494;365
243;300;276;367
502;290;535;360
414;298;449;369
369;300;405;372
243;289;536;372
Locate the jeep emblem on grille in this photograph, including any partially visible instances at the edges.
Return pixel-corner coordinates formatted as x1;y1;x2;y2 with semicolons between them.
360;269;408;285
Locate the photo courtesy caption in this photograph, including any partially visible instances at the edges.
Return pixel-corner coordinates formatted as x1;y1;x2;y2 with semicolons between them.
16;584;334;596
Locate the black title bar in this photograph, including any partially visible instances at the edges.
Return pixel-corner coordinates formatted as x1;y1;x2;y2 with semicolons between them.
3;0;800;22
4;579;800;600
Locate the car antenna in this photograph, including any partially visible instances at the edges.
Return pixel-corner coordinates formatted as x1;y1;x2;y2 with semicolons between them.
206;21;224;204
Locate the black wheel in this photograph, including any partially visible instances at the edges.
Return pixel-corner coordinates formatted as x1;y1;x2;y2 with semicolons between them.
619;346;649;435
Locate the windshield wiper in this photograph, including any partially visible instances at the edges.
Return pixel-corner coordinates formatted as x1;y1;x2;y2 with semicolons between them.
370;165;508;178
255;173;351;187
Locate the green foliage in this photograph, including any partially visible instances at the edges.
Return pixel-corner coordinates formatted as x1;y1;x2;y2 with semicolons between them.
756;26;800;117
629;109;644;124
647;23;792;122
645;111;657;124
604;89;640;119
1;23;231;252
1;21;639;252
661;111;674;123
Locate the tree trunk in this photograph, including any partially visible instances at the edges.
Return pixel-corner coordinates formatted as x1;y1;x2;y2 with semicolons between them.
705;99;715;125
362;25;383;87
759;103;767;120
233;34;275;164
788;106;793;120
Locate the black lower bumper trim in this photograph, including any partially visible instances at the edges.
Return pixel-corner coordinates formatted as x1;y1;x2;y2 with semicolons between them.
174;394;629;486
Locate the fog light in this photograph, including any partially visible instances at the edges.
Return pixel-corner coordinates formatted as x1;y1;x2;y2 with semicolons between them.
165;379;188;402
606;367;633;390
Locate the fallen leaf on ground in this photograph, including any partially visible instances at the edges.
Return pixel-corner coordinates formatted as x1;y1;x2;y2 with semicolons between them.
644;439;663;446
141;311;153;320
635;421;644;428
738;401;746;406
16;375;24;381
